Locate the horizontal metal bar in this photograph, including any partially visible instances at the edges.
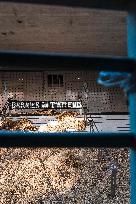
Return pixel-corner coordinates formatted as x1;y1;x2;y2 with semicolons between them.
0;50;134;72
0;0;129;11
0;131;134;147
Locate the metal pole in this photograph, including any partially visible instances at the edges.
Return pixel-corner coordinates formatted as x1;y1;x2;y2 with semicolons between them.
128;93;136;204
0;50;133;71
128;5;136;204
0;0;129;11
110;164;117;198
0;132;133;148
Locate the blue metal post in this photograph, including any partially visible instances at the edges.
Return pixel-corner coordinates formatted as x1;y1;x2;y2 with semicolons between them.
128;6;136;204
129;94;136;204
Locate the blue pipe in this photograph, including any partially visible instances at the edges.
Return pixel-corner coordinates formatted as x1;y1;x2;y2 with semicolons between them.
128;7;136;204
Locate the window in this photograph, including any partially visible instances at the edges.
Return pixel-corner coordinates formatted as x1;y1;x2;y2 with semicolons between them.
47;75;63;87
